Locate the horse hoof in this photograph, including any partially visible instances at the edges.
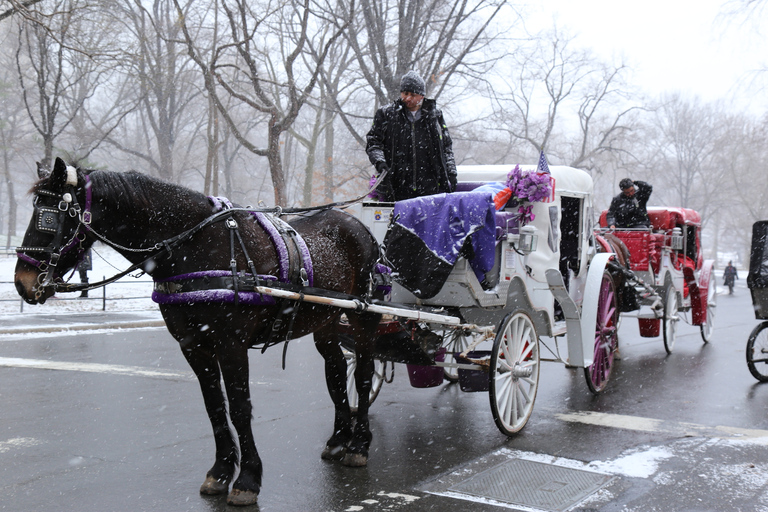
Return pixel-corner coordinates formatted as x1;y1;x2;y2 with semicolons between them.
200;475;229;495
321;444;346;461
342;452;368;467
227;488;259;506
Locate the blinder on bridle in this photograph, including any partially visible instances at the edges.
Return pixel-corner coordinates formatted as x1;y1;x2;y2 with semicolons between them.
16;173;92;296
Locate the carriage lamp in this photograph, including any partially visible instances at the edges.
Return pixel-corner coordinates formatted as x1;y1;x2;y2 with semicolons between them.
671;227;684;251
516;226;538;254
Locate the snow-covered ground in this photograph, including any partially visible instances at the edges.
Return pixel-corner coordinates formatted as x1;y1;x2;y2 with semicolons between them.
1;244;156;315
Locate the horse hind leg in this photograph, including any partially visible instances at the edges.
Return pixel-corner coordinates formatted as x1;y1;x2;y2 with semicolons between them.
334;312;381;467
342;334;374;468
180;342;237;496
314;325;355;462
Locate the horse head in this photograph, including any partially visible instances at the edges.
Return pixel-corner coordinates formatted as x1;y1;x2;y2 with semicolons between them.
15;157;94;304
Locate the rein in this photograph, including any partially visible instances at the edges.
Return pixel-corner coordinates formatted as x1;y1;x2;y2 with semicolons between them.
17;166;391;296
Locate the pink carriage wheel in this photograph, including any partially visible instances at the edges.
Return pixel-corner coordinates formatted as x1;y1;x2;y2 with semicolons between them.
584;271;619;394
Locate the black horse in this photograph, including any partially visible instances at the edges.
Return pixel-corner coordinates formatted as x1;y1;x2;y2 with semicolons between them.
14;157;382;506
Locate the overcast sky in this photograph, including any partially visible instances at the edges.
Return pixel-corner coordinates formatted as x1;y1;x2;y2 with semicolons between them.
527;0;766;111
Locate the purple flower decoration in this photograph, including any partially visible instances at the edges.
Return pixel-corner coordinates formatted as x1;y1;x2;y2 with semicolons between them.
504;164;553;224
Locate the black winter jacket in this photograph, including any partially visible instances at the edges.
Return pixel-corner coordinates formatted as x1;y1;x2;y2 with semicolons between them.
606;181;653;228
365;98;457;201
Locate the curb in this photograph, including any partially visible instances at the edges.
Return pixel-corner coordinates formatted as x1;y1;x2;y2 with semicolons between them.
0;319;167;335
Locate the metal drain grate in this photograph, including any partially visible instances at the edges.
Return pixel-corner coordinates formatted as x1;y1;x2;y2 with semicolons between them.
448;458;614;512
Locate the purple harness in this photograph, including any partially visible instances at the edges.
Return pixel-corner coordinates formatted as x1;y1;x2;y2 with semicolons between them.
152;197;314;305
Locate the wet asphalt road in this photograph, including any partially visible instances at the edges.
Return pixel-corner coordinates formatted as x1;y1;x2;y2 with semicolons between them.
1;281;768;512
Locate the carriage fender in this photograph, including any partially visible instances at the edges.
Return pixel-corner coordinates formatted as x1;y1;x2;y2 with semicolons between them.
691;259;715;326
575;252;614;368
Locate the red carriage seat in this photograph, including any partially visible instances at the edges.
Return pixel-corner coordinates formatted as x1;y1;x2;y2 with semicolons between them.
599;208;674;232
647;209;672;231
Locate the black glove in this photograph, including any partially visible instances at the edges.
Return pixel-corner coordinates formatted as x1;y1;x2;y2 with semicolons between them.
376;161;389;175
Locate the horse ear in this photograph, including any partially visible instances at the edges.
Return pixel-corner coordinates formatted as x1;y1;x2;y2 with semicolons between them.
36;161;51;180
49;157;70;191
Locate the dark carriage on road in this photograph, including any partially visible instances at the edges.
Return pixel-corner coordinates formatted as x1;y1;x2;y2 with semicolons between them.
746;220;768;381
596;206;716;354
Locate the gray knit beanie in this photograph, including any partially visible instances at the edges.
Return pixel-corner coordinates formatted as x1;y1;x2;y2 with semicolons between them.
400;70;426;96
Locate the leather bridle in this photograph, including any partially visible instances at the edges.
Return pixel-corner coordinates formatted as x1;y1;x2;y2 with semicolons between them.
16;174;93;298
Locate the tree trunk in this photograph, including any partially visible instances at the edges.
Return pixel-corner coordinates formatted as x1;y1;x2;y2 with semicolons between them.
323;107;335;203
268;125;287;205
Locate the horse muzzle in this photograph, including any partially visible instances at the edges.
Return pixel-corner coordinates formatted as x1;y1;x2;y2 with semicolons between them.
14;270;55;304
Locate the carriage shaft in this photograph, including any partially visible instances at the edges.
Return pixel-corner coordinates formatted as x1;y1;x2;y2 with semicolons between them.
254;285;463;326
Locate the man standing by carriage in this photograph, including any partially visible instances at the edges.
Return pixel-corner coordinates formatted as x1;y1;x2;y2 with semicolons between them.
606;178;653;229
365;71;457;201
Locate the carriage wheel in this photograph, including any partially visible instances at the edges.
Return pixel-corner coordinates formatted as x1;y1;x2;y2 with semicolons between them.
700;275;717;343
584;271;619;394
489;310;540;436
662;284;679;354
343;348;385;413
746;322;768;382
442;330;472;382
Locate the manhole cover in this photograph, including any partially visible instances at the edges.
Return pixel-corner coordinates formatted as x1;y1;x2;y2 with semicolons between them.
448;458;614;511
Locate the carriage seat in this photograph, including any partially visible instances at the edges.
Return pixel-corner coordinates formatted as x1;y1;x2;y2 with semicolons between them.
598;209;672;232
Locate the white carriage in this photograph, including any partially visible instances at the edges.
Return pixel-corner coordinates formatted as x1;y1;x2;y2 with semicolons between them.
347;164;620;436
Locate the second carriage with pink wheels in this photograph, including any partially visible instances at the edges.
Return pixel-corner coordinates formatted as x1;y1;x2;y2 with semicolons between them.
596;206;716;355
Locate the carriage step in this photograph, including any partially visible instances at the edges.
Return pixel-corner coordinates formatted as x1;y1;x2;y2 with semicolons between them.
339;320;441;366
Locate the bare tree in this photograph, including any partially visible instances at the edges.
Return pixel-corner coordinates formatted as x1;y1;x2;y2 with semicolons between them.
486;28;640;173
14;2;89;165
95;0;206;182
0;40;32;246
642;94;728;214
175;0;349;205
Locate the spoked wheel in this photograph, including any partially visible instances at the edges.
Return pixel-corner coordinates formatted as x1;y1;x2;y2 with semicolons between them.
662;284;679;354
489;310;540;436
584;271;619;394
700;275;717;343
746;322;768;382
442;330;472;382
343;348;386;413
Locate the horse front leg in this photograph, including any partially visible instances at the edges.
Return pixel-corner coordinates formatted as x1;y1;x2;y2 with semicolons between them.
217;344;262;506
314;326;354;462
180;342;238;496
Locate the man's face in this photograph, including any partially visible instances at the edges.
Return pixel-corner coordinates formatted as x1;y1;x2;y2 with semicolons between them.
400;91;424;112
623;186;636;197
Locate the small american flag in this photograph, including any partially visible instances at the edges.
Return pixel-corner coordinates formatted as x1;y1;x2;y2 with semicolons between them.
537;150;550;174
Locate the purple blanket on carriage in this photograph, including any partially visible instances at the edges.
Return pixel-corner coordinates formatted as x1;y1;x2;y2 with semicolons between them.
384;190;497;299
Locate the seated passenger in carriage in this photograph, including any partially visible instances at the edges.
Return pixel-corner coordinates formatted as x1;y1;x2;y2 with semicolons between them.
606;178;653;229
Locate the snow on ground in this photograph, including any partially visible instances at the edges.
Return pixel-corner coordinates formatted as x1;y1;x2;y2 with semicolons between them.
1;243;156;314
